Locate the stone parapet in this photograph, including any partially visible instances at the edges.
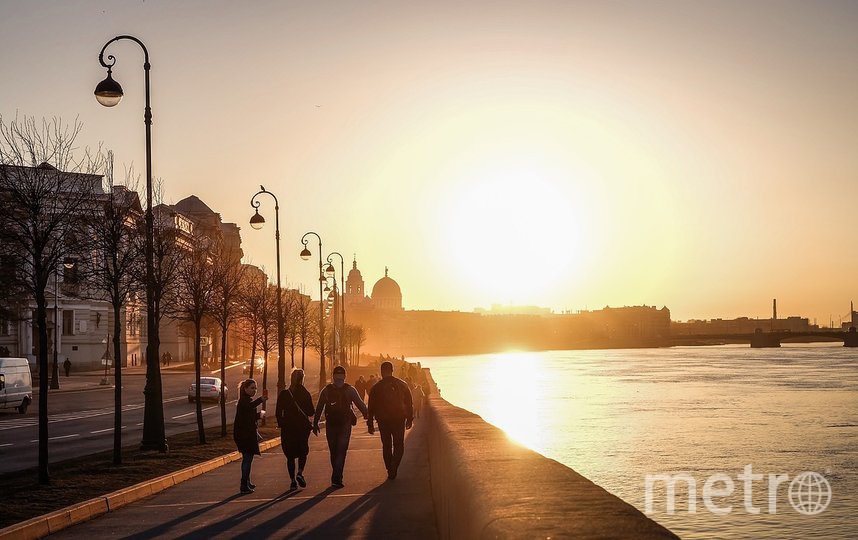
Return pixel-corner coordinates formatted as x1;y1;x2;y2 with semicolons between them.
424;395;679;539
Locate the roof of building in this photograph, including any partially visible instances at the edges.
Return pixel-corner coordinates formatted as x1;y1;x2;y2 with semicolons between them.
371;267;401;300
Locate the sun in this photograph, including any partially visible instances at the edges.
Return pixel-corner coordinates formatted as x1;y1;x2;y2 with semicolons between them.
439;157;598;305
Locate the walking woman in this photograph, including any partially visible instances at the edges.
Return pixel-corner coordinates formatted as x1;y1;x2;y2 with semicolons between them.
233;378;267;494
276;368;315;490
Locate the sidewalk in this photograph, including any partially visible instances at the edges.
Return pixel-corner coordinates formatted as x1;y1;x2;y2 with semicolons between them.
48;418;439;539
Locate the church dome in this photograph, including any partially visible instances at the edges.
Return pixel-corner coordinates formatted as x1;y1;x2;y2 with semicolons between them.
371;268;402;310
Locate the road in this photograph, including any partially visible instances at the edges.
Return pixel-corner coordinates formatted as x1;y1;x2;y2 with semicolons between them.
0;363;254;475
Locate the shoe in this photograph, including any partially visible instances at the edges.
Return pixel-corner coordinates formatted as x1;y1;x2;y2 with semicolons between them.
296;473;306;488
289;481;298;491
240;486;254;494
248;482;256;489
332;482;345;489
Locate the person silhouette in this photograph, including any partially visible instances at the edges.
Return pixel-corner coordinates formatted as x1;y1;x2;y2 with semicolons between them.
367;361;413;480
313;365;367;488
276;368;315;490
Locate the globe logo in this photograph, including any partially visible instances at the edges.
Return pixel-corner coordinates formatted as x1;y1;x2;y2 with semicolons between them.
788;471;831;515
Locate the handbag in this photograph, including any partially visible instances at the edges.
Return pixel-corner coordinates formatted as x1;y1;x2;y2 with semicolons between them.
288;389;313;430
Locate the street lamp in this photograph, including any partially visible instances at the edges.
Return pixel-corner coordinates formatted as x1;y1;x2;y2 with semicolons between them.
50;258;76;390
326;252;346;366
249;185;288;392
95;35;167;453
323;275;337;366
300;232;326;389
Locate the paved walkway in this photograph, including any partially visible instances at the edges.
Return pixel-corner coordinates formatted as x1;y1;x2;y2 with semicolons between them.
50;417;438;539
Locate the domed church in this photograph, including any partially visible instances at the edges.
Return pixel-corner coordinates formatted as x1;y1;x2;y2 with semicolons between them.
345;257;403;311
371;267;403;311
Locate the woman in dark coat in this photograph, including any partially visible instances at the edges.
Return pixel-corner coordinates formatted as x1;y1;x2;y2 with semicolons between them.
233;378;266;493
275;368;315;490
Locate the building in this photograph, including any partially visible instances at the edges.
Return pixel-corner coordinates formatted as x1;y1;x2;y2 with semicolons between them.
0;170;257;370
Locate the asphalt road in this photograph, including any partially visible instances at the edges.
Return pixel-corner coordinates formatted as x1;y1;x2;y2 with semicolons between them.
0;363;251;475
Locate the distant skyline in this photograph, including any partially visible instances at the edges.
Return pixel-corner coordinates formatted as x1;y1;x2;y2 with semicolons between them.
2;1;856;322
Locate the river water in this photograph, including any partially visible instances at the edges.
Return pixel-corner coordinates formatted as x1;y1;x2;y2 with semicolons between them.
416;344;857;539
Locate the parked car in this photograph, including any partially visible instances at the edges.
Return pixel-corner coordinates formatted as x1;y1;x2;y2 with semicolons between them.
0;357;33;414
188;377;227;403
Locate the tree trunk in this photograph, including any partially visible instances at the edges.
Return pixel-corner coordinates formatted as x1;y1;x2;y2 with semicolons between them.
219;324;228;438
249;340;257;380
36;291;50;485
260;350;268;427
112;301;123;465
194;320;206;444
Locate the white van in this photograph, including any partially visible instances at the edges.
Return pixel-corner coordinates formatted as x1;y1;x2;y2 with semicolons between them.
0;357;33;414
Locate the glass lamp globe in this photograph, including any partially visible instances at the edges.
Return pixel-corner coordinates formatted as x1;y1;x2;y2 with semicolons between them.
300;247;312;260
94;72;123;107
249;210;265;230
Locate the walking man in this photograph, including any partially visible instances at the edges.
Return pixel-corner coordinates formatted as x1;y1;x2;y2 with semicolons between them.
367;361;413;480
313;365;367;488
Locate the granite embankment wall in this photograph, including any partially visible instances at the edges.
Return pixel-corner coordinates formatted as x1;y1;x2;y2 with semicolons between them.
423;395;679;539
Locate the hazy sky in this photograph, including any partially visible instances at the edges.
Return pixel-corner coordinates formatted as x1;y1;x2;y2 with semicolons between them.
2;0;857;323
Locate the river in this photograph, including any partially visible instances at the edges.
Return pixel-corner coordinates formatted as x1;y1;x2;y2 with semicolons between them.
416;343;857;539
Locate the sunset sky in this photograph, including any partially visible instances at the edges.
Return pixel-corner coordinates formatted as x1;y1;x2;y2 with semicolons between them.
2;1;857;323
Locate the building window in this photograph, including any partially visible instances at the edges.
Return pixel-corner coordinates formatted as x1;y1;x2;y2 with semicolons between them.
0;317;9;336
63;310;75;336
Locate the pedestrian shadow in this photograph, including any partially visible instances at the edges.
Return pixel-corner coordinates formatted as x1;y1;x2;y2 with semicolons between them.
251;421;435;539
155;486;337;540
168;487;313;540
123;493;245;539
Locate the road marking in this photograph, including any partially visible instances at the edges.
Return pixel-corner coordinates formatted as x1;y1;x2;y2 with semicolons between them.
0;395;191;431
172;405;219;420
90;425;128;434
30;434;80;442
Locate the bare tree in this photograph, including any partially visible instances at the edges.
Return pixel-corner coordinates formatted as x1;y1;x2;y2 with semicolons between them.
0;116;106;484
238;269;266;380
294;289;313;372
83;157;144;464
257;283;278;394
211;241;246;437
172;233;216;444
124;184;185;452
283;290;298;370
344;323;366;366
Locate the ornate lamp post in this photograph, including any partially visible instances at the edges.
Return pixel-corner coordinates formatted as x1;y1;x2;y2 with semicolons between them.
249;185;288;392
325;252;346;366
95;35;166;452
323;276;337;366
300;232;326;389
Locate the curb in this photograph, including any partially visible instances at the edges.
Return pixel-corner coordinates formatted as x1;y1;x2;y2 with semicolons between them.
0;437;282;540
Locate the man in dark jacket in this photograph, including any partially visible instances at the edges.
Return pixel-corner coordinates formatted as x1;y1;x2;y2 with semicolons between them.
313;365;368;488
367;361;413;480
